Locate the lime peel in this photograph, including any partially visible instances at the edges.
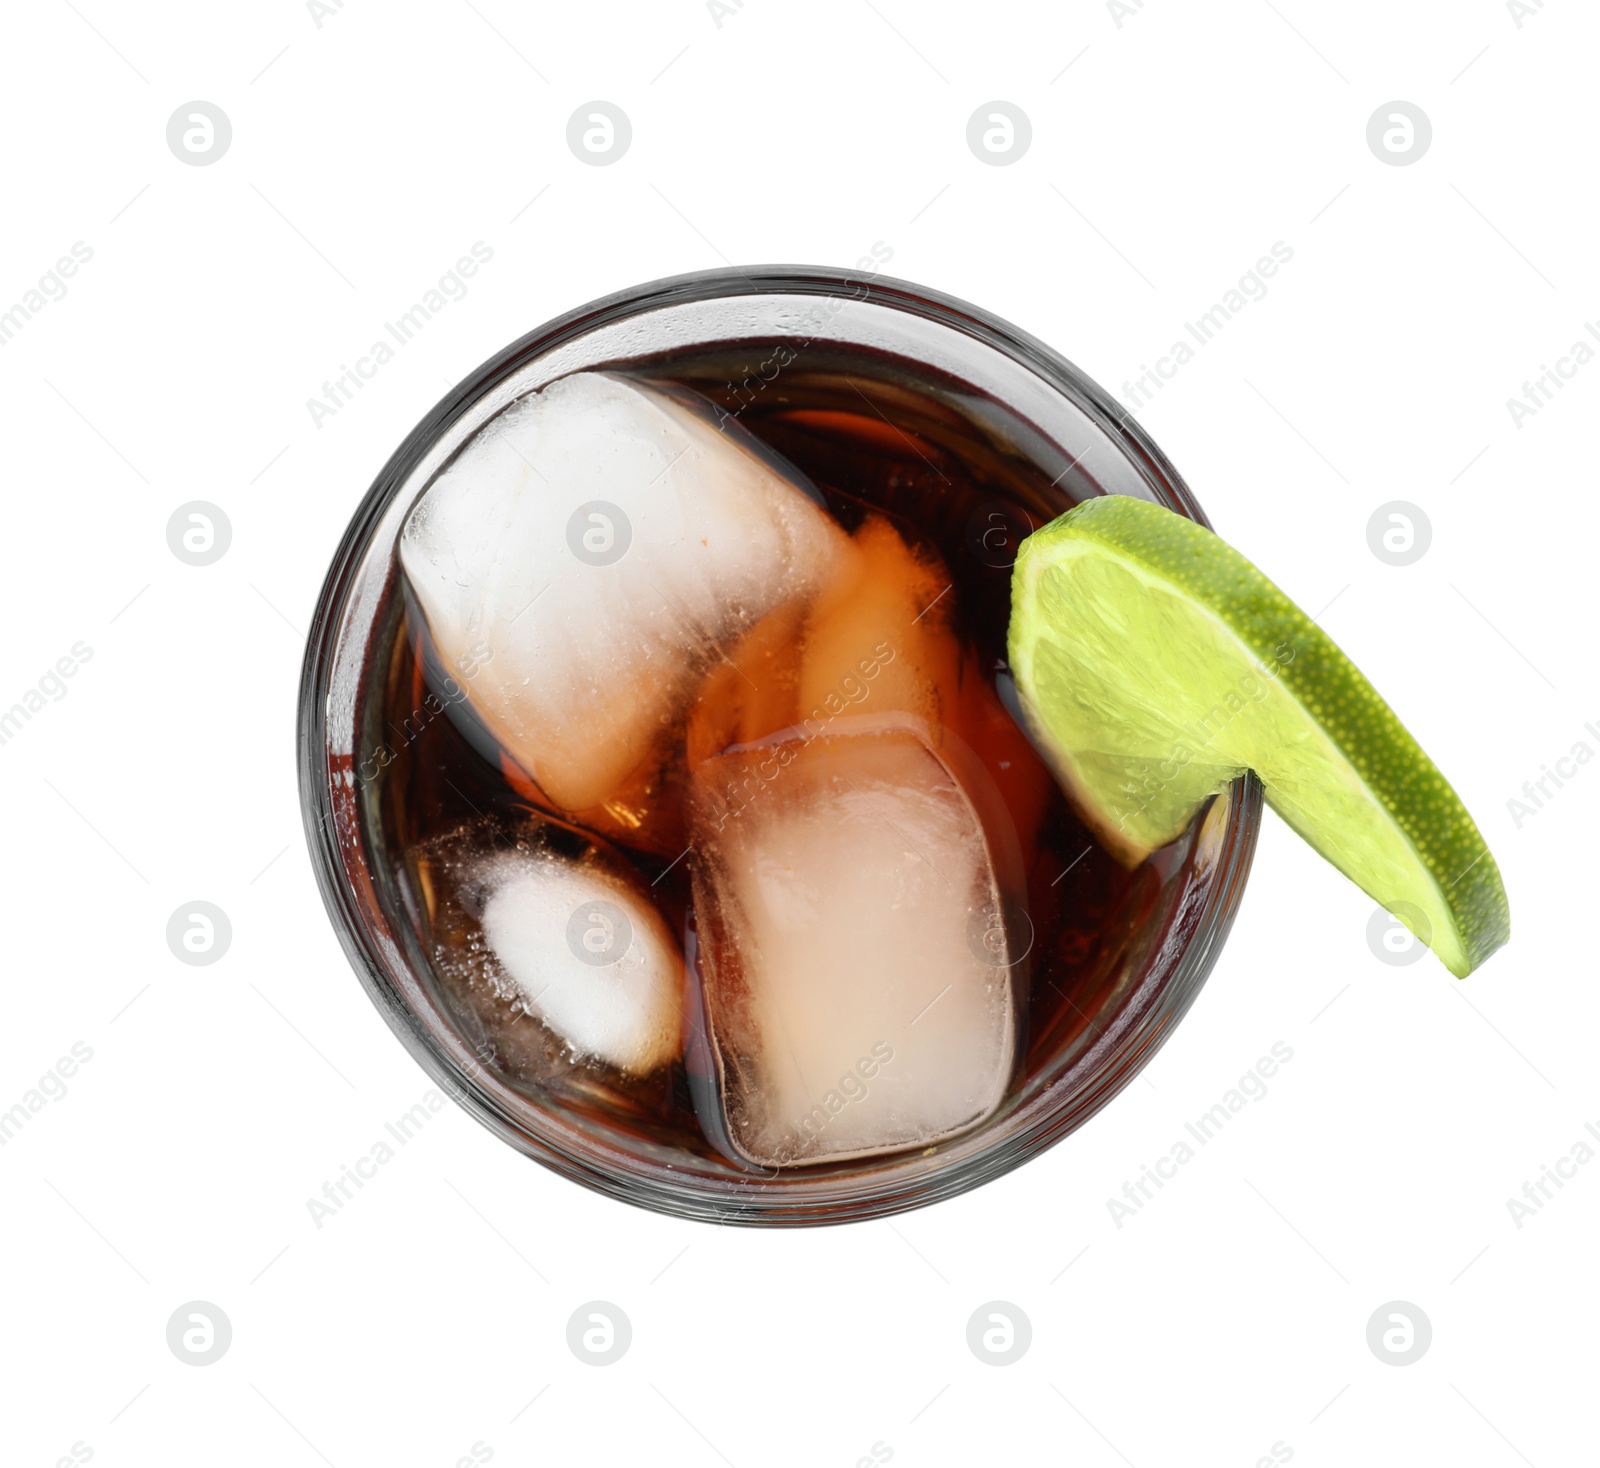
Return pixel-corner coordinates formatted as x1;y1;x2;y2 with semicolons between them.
1008;494;1509;977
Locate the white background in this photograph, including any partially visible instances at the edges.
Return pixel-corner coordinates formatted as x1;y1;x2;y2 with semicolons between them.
0;1;1591;1464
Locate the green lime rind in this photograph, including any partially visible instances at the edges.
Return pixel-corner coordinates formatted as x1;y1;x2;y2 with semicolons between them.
1008;494;1509;977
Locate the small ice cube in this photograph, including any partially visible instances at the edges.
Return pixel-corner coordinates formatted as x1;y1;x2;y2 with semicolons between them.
478;849;684;1075
400;371;845;815
796;514;958;738
688;714;1017;1166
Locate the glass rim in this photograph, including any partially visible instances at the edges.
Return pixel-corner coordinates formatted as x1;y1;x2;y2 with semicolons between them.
296;263;1263;1227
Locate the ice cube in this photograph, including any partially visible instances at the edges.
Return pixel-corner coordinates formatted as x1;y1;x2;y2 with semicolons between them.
685;599;807;770
399;372;846;816
475;847;685;1075
795;514;958;738
684;515;953;775
688;714;1017;1166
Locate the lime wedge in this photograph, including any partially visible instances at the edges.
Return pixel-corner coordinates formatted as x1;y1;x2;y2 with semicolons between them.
1008;494;1509;977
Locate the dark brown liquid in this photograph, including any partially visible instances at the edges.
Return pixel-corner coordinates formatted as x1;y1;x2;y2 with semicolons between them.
372;341;1197;1173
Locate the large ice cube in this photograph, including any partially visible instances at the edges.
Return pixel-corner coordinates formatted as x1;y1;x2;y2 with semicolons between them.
400;371;846;816
688;714;1017;1166
476;848;685;1075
